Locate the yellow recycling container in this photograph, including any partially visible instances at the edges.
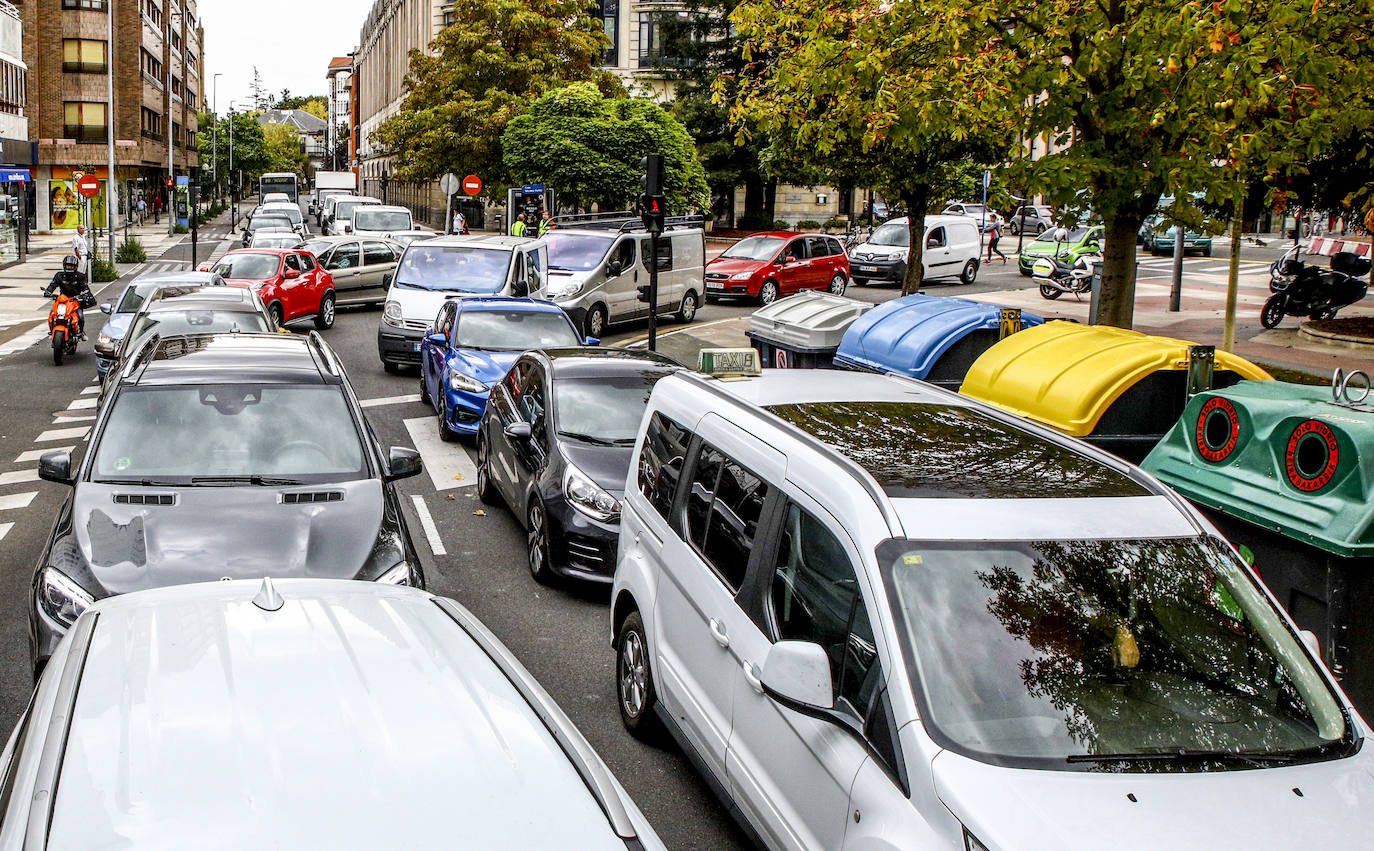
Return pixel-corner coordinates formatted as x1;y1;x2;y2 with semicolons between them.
959;321;1271;460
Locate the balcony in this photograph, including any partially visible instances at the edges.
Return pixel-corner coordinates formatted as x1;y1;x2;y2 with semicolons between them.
63;125;108;143
141;129;165;142
62;0;108;9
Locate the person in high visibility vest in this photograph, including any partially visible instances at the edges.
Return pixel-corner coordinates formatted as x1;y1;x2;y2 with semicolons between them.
538;209;553;236
510;213;527;237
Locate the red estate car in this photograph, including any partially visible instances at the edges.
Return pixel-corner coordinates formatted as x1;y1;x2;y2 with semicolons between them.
210;249;337;330
704;231;850;305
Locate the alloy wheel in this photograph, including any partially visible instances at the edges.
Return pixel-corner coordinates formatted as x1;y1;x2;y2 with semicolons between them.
619;630;648;719
829;274;847;295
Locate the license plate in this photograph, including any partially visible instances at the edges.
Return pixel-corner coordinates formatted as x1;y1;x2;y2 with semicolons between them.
857;265;878;273
413;342;421;352
707;280;724;289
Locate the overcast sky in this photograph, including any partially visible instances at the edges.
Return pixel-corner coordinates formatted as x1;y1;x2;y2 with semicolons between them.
202;0;377;112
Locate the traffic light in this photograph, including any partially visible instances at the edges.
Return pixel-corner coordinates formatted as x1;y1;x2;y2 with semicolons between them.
636;283;652;303
639;154;664;232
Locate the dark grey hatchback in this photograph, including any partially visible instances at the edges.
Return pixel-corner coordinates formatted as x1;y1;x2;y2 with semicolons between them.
29;332;425;675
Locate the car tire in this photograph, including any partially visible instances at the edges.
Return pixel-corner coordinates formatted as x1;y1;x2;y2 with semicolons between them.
585;304;608;340
759;280;780;305
437;393;460;442
829;273;847;295
1035;224;1046;235
617;611;662;742
475;433;499;506
959;259;979;285
313;291;335;330
1261;293;1287;329
418;371;431;405
526;500;554;585
268;302;285;329
1039;283;1063;300
383;361;400;375
676;290;698;323
1203;246;1213;258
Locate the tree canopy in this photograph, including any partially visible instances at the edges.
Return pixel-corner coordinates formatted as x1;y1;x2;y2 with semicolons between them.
197;110;272;191
371;0;620;192
502;83;710;213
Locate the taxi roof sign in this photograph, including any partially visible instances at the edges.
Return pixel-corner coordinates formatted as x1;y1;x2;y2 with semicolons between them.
698;348;761;378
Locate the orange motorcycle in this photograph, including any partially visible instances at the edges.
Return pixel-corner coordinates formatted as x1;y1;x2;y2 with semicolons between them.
46;290;83;366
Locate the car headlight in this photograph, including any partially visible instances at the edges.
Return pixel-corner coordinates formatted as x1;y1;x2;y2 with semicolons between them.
448;370;486;393
39;568;93;626
382;300;403;326
550;281;584;297
564;464;620;522
95;333;115;354
376;561;418;586
729;271;754;281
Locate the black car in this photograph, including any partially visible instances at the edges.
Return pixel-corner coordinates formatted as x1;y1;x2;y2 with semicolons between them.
475;348;679;585
30;332;425;675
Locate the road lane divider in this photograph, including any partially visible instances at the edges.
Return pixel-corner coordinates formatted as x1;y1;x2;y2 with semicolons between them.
409;495;447;557
402;417;477;492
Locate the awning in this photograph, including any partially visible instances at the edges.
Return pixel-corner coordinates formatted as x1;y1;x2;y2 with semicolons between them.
0;167;30;183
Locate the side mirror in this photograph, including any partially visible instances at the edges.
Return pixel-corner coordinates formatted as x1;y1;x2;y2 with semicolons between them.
98;303;112;315
37;449;74;486
425;332;447;347
382;272;393;286
511;279;529;298
926;238;939;249
584;336;600;347
784;255;798;265
283;268;301;279
760;641;834;712
504;421;532;441
384;446;422;481
607;259;623;276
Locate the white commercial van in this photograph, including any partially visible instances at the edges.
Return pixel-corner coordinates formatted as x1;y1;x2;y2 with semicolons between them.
326;195;381;236
378;234;549;372
351;204;415;239
545;228;705;339
611;357;1374;851
849;214;981;286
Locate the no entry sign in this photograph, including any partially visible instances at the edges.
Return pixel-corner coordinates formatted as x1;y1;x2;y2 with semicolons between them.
462;174;483;196
75;173;101;198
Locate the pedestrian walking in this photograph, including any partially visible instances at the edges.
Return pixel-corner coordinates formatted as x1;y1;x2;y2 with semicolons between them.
136;196;147;225
510;213;527;237
986;213;1007;264
452;208;467;235
71;225;90;275
152;193;163;224
538;209;553;237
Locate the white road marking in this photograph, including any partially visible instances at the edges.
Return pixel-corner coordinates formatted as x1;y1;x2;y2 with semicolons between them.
0;492;36;511
16;447;71;463
626;317;738;348
66;397;97;410
0;522;12;543
53;415;96;423
35;426;90;442
0;325;47;358
402;417;476;492
409;495;447;557
360;393;421;409
0;470;39;486
79;386;99;395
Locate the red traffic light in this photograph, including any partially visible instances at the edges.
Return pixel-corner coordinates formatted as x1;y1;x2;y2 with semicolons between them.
166;178;173;188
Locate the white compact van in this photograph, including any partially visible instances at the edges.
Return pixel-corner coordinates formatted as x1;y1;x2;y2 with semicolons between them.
545;228;705;339
378;234;550;371
351;204;415;239
327;195;382;236
611;359;1374;851
849;214;982;286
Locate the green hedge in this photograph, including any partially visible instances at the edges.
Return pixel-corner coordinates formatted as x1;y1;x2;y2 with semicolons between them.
795;219;822;231
115;236;147;264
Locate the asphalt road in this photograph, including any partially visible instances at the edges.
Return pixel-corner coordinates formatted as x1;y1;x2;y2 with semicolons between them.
0;214;1287;849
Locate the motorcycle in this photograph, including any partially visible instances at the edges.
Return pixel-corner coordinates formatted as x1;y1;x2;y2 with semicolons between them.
45;289;87;366
1261;244;1370;329
1031;244;1103;300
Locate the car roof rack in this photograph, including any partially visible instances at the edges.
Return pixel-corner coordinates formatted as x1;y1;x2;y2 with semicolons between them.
552;211;707;234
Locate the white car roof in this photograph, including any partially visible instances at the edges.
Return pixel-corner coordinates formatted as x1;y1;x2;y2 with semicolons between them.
354;204;409;215
44;580;644;849
423;233;541;250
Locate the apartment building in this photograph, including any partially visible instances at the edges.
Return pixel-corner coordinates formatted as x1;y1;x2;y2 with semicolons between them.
325;55;351;171
20;0;203;232
0;0;29;265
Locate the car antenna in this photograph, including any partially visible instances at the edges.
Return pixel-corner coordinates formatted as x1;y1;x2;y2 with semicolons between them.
252;577;284;612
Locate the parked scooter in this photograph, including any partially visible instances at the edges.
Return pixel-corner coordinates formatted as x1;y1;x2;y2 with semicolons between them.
1261;244;1370;329
1032;231;1103;300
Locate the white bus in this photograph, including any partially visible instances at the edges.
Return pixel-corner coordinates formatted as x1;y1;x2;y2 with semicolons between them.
259;172;299;203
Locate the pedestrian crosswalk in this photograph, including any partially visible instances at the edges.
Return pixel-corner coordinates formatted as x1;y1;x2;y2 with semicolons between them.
0;383;99;546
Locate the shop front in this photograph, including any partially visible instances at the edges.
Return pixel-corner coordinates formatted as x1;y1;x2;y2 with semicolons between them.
0;166;29;267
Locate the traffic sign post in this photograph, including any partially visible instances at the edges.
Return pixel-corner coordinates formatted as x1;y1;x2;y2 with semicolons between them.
462;175;482;196
75;173;101;199
439;173;461;234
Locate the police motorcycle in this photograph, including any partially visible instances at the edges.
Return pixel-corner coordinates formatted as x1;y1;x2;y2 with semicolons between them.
1031;228;1103;300
1261;244;1370;329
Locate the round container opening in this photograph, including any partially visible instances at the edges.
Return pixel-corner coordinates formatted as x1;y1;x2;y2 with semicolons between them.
1293;432;1330;480
1203;409;1233;451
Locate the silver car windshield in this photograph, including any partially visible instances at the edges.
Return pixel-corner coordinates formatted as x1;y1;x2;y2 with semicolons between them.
546;233;614;271
353;210;411;231
334;200;378;221
882;537;1352;770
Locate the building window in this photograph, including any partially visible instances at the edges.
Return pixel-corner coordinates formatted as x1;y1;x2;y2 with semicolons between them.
0;60;26;116
171;76;183;99
185;128;196;149
168;29;181;53
599;0;618;66
142;0;163;28
63;101;107;143
61;0;107;10
185;51;198;74
172;121;181;144
141;107;163;140
140;49;163;83
62;39;108;74
186;88;197;109
637;10;701;69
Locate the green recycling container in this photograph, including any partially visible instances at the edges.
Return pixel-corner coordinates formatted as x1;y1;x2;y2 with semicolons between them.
1142;377;1374;713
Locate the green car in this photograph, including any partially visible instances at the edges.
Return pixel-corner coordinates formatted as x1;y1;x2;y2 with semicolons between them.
1139;215;1214;256
1017;225;1104;277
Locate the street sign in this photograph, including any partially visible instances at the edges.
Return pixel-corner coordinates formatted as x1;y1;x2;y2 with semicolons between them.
75;173;101;198
439;173;461;196
521;184;545;194
462;174;483;196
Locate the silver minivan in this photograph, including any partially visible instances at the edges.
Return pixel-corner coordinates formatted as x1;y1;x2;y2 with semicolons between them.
546;228;704;339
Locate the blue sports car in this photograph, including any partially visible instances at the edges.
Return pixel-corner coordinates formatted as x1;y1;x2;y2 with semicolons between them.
419;297;593;440
93;271;227;378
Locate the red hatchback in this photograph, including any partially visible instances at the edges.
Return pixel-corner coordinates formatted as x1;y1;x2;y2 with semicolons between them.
704;231;850;305
210;249;337;330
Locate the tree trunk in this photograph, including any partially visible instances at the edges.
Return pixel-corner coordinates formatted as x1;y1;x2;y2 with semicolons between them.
900;187;930;295
1222;179;1246;352
1094;216;1143;328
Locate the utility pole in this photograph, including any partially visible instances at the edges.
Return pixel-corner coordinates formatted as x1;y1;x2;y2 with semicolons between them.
105;0;117;261
637;155;665;351
213;73;222;204
1168;221;1185;311
166;10;183;236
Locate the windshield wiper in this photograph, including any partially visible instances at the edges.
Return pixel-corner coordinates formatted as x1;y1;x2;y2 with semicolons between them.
1068;748;1299;767
95;477;184;487
557;431;624;446
190;475;305;486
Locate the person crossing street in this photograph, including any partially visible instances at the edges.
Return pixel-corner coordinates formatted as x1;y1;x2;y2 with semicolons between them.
985;212;1007;264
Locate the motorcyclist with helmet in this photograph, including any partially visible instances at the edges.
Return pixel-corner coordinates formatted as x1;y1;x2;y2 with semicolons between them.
43;255;96;340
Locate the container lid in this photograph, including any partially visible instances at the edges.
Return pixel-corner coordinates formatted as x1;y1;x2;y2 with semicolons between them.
746;290;874;350
833;293;1044;378
959;322;1272;436
1142;379;1374;558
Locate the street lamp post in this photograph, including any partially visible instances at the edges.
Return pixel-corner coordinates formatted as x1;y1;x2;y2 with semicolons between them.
213;72;222;204
165;10;185;236
105;0;117;261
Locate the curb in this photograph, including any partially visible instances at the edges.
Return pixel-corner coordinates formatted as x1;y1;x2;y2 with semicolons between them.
1298;321;1374;347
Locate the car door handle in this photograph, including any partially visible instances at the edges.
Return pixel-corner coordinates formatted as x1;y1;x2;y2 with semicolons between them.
708;618;729;649
742;661;764;694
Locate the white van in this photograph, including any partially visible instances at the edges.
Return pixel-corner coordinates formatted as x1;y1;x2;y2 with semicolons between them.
545;228;704;339
351;204;415;239
611;359;1374;851
326;195;381;236
849;214;981;286
378;234;550;372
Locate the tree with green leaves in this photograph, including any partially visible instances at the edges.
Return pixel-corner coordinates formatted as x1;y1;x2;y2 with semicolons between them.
728;0;1014;294
262;124;308;179
275;90;329;120
371;0;619;193
977;0;1371;329
501;83;710;213
197;110;272;194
